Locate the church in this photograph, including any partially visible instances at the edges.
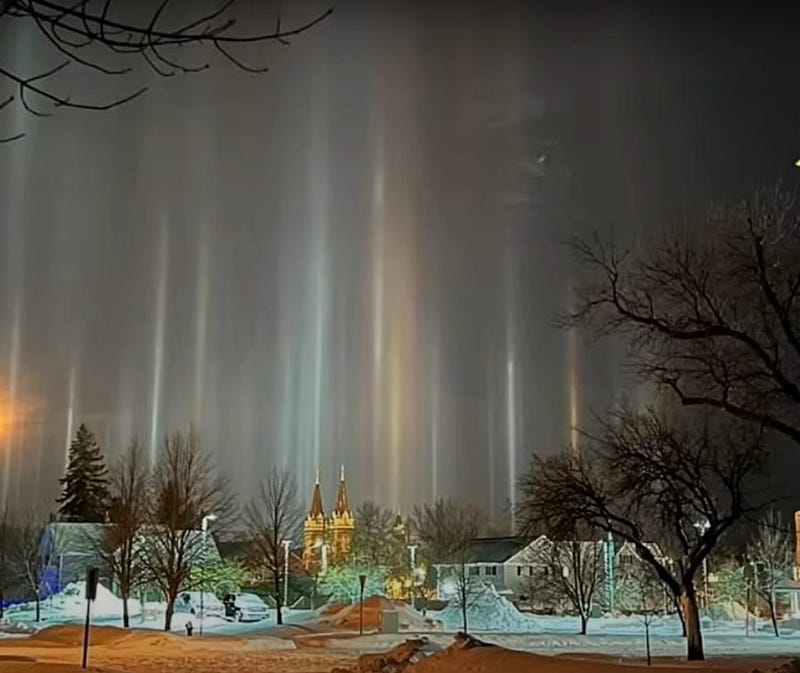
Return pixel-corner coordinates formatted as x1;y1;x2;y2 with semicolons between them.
302;466;355;572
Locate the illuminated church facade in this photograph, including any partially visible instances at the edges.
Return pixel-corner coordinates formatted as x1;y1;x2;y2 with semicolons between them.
302;466;355;573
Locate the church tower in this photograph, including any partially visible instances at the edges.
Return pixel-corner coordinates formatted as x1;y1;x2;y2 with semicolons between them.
330;465;355;563
302;470;326;571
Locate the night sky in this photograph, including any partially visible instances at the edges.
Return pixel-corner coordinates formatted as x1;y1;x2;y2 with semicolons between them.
0;0;798;520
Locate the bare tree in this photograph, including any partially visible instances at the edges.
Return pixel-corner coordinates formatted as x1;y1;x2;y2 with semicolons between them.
518;408;767;661
412;499;483;633
91;439;149;628
527;534;603;635
0;1;332;142
7;509;54;622
142;428;234;631
748;510;794;637
351;501;396;567
245;466;302;625
564;187;800;447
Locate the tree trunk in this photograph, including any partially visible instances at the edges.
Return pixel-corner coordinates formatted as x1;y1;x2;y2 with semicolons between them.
274;569;283;625
673;594;687;636
768;599;779;637
164;600;174;631
35;596;41;622
122;594;130;628
680;587;704;661
461;599;467;634
645;620;651;666
579;612;588;635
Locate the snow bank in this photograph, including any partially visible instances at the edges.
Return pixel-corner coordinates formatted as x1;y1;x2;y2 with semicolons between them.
438;584;540;633
44;581;142;620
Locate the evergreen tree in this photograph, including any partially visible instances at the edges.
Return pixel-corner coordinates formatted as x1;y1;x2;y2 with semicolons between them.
56;424;111;522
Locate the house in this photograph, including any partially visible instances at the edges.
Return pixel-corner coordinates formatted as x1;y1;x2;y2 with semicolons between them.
41;522;109;594
40;522;223;598
435;534;665;606
434;536;530;599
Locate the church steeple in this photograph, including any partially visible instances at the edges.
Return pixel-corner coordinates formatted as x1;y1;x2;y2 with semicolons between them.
303;466;355;572
310;468;324;517
334;464;349;515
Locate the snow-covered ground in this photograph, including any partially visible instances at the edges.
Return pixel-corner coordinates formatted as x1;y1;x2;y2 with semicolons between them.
5;581;800;660
1;581;314;637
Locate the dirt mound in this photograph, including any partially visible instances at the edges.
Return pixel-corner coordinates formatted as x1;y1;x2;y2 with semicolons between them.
26;625;188;651
321;602;348;615
28;626;133;648
322;595;433;631
409;638;760;673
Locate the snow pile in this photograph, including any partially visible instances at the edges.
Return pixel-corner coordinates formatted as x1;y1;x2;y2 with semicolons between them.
38;581;141;620
438;584;540;633
53;581;141;619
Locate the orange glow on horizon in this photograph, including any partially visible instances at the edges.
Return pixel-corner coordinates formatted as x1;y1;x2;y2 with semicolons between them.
0;391;38;448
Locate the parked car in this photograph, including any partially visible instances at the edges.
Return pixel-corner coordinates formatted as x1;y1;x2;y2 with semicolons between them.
223;592;269;622
175;591;225;619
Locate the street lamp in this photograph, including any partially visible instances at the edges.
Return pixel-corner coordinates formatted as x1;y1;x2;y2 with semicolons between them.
694;519;710;611
358;574;367;636
407;545;418;608
282;539;292;612
408;544;418;569
199;514;217;636
319;542;330;575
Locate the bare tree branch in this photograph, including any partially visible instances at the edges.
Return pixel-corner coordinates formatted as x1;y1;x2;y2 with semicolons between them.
563;187;800;447
245;466;302;625
518;407;769;661
0;1;333;141
142;427;234;631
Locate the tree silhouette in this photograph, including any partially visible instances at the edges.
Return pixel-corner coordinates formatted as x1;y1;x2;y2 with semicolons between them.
56;423;110;522
0;1;333;141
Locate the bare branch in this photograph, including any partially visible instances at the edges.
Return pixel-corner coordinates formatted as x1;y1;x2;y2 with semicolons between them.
565;187;800;447
0;1;333;139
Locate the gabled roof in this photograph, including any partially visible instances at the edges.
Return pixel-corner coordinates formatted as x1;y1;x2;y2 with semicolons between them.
44;522;105;555
466;536;529;563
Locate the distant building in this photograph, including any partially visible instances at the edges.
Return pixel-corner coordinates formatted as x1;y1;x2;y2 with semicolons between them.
301;466;355;573
434;535;664;605
41;522;108;593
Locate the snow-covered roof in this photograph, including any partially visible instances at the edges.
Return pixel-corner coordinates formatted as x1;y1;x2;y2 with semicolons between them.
466;537;530;564
44;522;106;555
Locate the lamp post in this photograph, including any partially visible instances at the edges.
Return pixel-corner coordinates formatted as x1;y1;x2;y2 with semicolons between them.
282;539;292;612
199;514;217;636
407;545;418;608
408;544;418;569
694;519;710;611
358;574;367;636
320;542;330;575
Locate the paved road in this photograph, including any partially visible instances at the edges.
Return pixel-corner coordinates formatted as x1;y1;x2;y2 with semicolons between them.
203;610;319;638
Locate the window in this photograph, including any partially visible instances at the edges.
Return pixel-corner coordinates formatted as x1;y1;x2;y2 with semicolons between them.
516;566;523;576
469;566;480;576
486;565;498;576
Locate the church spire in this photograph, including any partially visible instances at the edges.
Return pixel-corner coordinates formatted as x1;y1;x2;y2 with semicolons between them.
309;469;324;518
334;464;349;515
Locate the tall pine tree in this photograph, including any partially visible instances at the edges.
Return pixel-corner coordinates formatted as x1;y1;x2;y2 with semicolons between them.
57;424;111;522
